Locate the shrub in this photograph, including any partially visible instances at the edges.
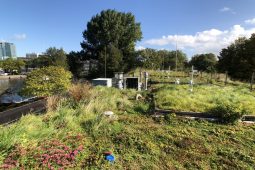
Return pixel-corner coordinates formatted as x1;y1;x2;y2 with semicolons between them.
46;95;65;112
68;82;92;103
208;102;249;124
22;66;72;97
164;113;177;124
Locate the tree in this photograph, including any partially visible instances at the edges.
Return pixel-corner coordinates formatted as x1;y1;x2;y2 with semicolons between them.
67;51;86;78
218;35;255;80
45;47;68;69
26;47;68;69
99;44;123;77
137;48;188;70
0;60;3;68
164;50;188;71
22;66;72;97
189;53;217;73
137;48;160;69
26;55;52;69
81;9;142;76
1;58;25;74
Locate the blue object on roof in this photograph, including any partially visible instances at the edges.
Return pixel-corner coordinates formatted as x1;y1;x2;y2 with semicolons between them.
105;154;115;163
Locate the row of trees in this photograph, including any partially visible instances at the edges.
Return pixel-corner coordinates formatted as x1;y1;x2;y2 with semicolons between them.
137;49;188;71
3;9;253;82
26;47;68;69
218;34;255;80
0;58;25;74
190;53;217;73
0;10;219;79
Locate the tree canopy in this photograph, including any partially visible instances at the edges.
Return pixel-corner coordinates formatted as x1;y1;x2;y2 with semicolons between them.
67;51;86;78
137;48;188;70
0;58;25;74
26;47;68;69
189;53;217;72
218;34;255;80
22;66;72;97
81;9;142;76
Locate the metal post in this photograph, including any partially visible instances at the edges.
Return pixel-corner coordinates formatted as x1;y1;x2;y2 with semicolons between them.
175;41;178;74
190;66;194;92
191;65;194;82
144;72;148;90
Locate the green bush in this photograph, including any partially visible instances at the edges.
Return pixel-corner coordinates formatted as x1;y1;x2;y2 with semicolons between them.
22;66;72;97
209;102;249;124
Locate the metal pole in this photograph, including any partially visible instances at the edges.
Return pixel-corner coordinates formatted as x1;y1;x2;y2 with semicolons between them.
190;65;194;92
191;65;194;82
175;41;178;73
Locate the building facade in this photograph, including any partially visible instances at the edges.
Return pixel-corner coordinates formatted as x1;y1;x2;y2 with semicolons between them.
0;42;17;60
26;53;38;58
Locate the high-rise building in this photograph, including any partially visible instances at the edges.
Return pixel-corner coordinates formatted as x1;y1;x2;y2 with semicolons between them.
26;53;38;58
0;42;17;60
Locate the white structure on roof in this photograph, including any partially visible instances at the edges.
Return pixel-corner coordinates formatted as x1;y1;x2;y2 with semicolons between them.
92;78;112;87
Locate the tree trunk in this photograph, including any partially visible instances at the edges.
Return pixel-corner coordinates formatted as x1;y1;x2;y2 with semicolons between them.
225;71;228;85
250;72;255;91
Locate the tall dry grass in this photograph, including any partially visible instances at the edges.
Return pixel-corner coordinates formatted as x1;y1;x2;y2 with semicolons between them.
46;95;64;112
68;82;92;103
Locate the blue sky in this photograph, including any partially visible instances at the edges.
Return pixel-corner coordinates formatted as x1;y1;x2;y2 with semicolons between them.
1;0;255;58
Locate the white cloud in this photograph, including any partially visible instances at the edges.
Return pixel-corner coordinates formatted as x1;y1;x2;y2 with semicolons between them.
145;24;255;55
13;33;27;40
220;7;236;14
220;7;231;12
135;45;146;50
245;18;255;25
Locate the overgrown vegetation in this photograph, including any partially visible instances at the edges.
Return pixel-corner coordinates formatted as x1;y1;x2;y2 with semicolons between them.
0;84;254;169
21;66;72;97
155;84;255;114
218;34;255;81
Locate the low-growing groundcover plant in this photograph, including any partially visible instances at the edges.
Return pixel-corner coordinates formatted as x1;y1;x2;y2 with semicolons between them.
1;134;84;169
0;85;254;169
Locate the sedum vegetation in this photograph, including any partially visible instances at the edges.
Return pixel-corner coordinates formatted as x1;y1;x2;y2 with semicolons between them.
0;84;254;169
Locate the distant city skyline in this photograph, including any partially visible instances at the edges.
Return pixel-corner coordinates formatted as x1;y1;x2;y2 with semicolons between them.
1;0;255;58
0;42;17;60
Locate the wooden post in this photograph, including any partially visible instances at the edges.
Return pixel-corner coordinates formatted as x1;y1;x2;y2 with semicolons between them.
225;71;228;85
250;72;255;91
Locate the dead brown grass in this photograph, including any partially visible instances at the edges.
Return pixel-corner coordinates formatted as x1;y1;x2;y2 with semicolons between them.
46;95;63;112
68;82;92;103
